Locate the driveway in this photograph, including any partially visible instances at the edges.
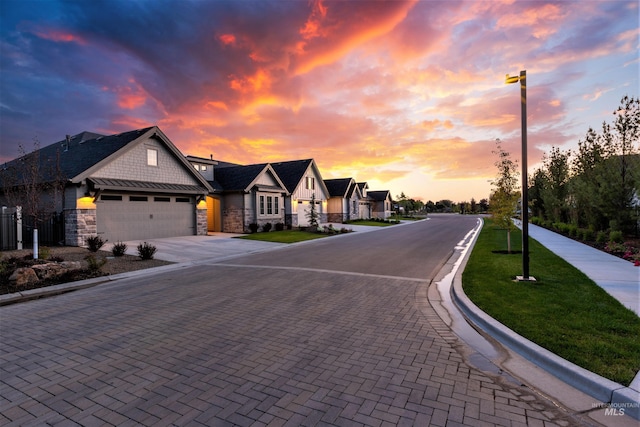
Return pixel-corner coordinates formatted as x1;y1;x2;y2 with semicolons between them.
103;223;386;264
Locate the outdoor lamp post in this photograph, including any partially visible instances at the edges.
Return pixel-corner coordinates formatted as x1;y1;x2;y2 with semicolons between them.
505;70;534;281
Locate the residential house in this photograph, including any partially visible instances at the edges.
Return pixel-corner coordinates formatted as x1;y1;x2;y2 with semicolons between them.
357;182;372;219
1;126;213;246
187;156;289;233
368;190;393;219
270;159;330;227
324;178;363;223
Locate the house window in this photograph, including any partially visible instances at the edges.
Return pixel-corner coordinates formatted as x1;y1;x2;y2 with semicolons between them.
101;195;122;201
267;196;273;215
130;196;148;202
306;176;314;190
275;197;279;214
147;149;158;166
260;195;265;215
154;197;170;202
201;165;207;171
176;197;191;203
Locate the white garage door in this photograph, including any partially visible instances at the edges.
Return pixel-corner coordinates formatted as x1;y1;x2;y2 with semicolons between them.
96;194;195;242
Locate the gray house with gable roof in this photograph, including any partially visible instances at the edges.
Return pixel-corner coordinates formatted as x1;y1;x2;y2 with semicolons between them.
187;156;289;233
1;126;213;246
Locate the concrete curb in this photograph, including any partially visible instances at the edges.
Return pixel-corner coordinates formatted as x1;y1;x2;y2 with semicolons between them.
451;260;640;420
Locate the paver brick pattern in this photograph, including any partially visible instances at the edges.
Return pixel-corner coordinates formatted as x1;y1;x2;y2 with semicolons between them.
1;264;594;426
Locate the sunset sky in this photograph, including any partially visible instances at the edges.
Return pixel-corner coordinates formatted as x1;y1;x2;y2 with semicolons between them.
1;0;638;202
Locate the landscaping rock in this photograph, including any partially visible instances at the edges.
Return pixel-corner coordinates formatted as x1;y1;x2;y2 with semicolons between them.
9;267;39;286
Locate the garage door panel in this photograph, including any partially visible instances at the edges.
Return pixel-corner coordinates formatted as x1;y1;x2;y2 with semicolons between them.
96;194;195;242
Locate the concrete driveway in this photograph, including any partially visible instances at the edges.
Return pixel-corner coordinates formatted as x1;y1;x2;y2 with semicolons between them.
102;224;385;264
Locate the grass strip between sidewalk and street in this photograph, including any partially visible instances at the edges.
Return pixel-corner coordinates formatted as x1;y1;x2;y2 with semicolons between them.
462;218;640;386
235;230;329;243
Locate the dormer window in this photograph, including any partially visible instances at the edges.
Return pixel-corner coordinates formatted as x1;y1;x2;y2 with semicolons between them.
147;148;158;166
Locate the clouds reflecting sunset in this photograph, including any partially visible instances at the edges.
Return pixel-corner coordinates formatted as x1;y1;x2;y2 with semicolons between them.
1;0;637;202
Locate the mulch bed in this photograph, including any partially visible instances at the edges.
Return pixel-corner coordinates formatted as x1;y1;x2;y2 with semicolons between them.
0;247;172;295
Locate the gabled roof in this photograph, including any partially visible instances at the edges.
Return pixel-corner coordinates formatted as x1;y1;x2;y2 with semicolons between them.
270;159;314;193
270;158;329;197
213;163;269;191
324;178;355;198
2;126;213;193
368;190;392;202
2;127;151;184
213;163;287;193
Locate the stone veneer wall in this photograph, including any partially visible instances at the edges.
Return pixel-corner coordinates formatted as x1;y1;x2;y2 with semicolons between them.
327;213;346;223
196;208;208;236
223;208;245;233
65;209;96;247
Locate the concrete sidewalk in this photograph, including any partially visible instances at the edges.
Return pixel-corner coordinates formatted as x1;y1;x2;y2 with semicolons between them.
523;222;639;316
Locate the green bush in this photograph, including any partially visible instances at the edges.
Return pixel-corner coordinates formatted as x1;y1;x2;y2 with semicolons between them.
112;242;127;257
137;242;157;260
86;235;106;252
580;228;594;242
275;222;284;231
596;231;608;244
609;230;624;244
262;222;272;232
248;223;259;233
39;246;50;260
84;254;106;272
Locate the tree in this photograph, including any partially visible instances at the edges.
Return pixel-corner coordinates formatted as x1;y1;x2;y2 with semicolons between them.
540;146;570;223
0;140;65;258
489;139;520;253
306;193;320;228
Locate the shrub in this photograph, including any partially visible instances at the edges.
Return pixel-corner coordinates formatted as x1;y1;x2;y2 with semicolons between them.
609;230;624;244
86;235;106;252
137;242;157;260
262;222;272;232
275;222;284;231
249;223;259;233
84;254;106;272
112;242;127;257
39;246;51;260
596;231;608;244
567;224;578;237
580;229;594;242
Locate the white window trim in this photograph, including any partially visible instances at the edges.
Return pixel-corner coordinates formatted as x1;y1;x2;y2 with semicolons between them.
147;148;158;166
257;193;281;218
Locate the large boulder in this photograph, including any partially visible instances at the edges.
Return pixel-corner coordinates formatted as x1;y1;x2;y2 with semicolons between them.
9;267;39;286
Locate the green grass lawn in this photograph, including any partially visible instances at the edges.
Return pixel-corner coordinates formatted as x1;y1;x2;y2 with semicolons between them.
344;219;398;227
462;219;640;386
235;230;330;243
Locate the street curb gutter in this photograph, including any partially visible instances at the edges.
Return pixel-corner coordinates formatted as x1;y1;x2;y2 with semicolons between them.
451;263;640;420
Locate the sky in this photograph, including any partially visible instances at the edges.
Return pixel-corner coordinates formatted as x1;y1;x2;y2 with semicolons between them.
1;0;638;203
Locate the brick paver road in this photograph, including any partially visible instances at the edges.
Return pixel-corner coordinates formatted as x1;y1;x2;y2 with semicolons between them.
1;217;599;426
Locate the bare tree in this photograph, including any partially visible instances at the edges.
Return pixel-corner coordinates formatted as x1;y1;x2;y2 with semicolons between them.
0;139;65;258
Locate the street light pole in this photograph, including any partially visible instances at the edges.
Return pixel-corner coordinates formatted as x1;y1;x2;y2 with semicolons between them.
505;70;533;281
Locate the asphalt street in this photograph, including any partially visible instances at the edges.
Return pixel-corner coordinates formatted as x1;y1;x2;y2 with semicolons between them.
0;216;601;426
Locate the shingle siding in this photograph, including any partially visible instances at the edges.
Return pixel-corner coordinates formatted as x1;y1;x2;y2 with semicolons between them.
93;138;198;185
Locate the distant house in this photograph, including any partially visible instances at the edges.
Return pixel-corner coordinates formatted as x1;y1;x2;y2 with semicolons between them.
368;190;393;219
187;156;289;233
1;127;213;246
270;159;330;227
324;178;364;223
357;182;372;219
